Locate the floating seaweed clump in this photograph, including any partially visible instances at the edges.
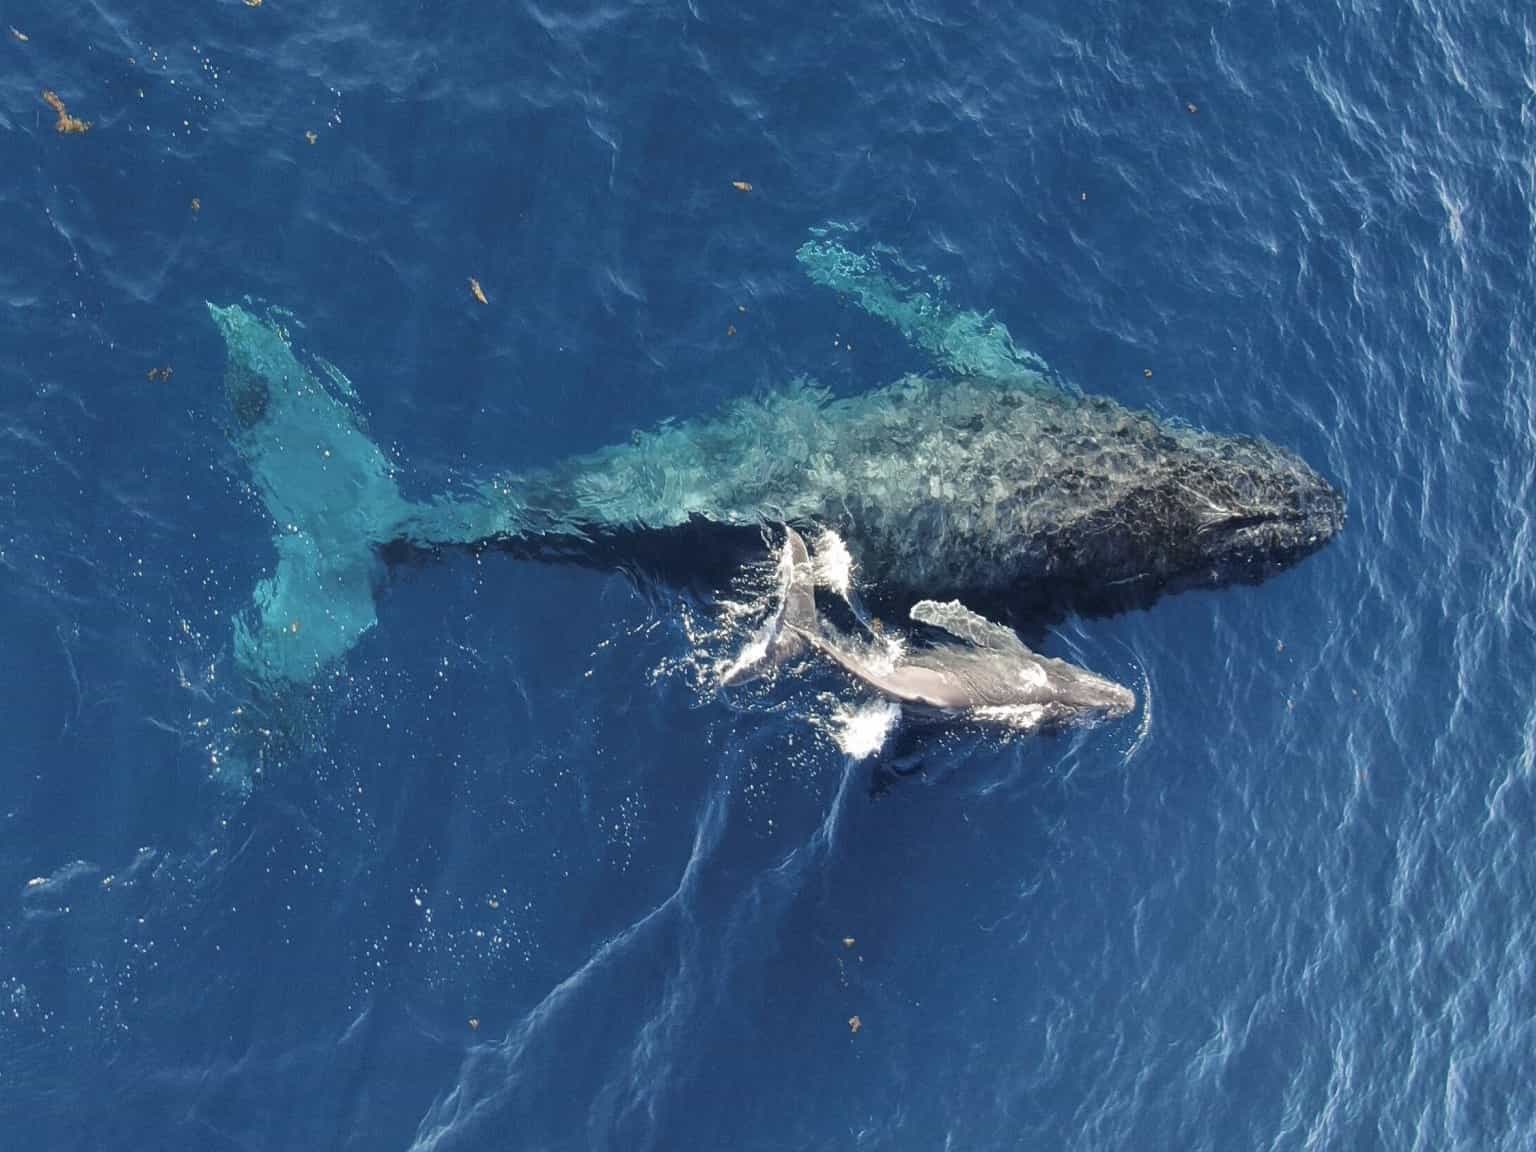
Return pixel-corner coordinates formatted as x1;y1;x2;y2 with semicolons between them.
41;89;90;135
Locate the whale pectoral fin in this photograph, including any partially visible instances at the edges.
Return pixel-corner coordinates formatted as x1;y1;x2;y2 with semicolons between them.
234;533;381;686
908;599;1028;653
211;301;416;686
795;228;1057;388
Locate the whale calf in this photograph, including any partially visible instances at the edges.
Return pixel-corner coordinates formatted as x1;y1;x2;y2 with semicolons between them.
209;233;1343;686
724;527;1135;731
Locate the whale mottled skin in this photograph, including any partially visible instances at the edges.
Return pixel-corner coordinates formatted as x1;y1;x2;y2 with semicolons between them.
406;371;1343;611
209;234;1343;685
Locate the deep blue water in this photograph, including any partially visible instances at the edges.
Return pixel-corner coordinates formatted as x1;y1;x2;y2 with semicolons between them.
3;0;1535;1148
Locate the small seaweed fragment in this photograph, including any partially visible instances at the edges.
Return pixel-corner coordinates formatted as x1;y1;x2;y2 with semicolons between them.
41;89;90;134
469;278;488;305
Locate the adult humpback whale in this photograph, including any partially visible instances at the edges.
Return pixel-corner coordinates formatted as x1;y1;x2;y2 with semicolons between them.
210;233;1343;686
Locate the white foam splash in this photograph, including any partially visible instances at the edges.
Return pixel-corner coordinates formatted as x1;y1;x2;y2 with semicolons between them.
970;703;1047;730
813;527;857;601
717;633;770;685
1015;663;1049;690
714;532;802;685
866;633;906;674
831;700;902;759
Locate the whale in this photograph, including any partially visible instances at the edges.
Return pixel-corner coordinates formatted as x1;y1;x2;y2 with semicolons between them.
723;527;1136;731
208;231;1343;686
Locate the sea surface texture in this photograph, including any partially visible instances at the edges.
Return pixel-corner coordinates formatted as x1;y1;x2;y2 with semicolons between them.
3;1;1534;1149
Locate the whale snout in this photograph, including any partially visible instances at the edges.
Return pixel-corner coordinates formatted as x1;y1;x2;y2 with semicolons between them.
1257;464;1345;566
1045;659;1136;722
1101;680;1137;719
1301;472;1346;547
1074;673;1136;720
1185;442;1345;582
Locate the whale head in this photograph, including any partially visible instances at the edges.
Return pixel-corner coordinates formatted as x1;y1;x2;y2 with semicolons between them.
1030;659;1137;723
1026;411;1344;618
1168;433;1345;587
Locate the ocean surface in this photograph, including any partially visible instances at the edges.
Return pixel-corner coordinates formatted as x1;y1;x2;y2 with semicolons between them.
3;0;1534;1148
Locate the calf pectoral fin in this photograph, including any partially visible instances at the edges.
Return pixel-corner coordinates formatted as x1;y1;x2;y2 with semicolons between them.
909;599;1028;653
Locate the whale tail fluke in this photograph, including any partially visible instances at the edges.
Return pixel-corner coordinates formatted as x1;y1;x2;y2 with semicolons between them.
210;301;430;686
718;527;820;687
780;526;818;636
231;533;384;686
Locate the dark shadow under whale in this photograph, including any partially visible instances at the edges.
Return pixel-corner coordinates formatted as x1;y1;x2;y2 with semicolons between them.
209;232;1343;686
